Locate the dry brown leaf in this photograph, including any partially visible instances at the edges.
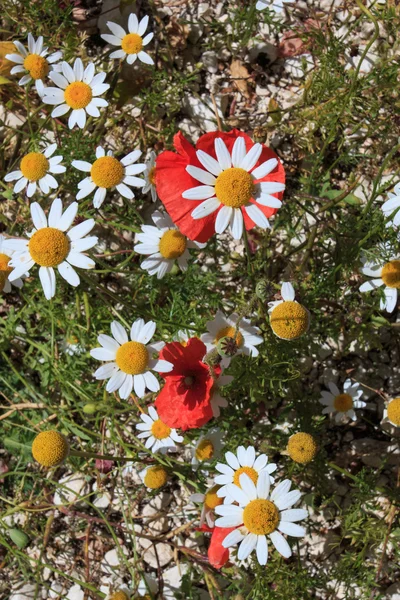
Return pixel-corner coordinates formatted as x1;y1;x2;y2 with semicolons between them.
0;42;17;78
230;59;251;98
165;18;190;51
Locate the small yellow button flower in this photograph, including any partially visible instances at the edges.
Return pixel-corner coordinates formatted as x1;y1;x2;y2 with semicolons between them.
287;432;318;464
32;431;69;467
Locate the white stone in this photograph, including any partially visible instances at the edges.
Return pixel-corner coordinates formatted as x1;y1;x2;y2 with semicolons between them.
163;564;189;599
10;584;36;600
139;538;173;568
101;546;129;575
53;473;89;506
66;585;84;600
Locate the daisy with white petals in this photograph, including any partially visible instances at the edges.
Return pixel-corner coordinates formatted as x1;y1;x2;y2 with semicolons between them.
42;58;110;129
215;472;307;566
4;143;65;197
6;33;62;96
381;183;400;229
72;146;146;208
143;151;158;202
4;198;97;300
182;136;285;239
214;446;277;504
134;211;205;279
136;406;183;453
0;235;24;294
91;319;173;399
319;379;366;423
360;253;400;313
191;428;223;469
202;310;263;367
101;14;154;65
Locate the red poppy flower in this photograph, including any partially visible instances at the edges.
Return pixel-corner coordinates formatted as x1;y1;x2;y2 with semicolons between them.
208;526;235;569
155;128;285;243
155;337;220;430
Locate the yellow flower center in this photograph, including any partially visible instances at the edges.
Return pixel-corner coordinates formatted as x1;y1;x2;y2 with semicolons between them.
151;419;171;440
381;260;400;289
233;466;258;487
67;335;79;345
20;152;49;182
214;325;244;348
205;485;224;509
0;272;7;292
287;432;318;464
333;393;353;412
214;167;254;208
121;33;143;55
270;301;309;340
159;229;187;259
115;341;148;375
148;165;157;185
109;592;130;600
0;253;12;276
387;398;400;426
144;465;168;489
23;53;49;80
243;499;279;535
90;156;124;188
32;431;69;467
64;81;93;109
195;439;215;461
29;228;70;267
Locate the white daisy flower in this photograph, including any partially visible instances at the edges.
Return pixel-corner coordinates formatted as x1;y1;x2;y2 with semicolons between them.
42;58;110;129
190;484;224;528
210;374;233;418
6;33;62;96
135;406;183;453
134;210;206;279
0;234;24;294
267;282;310;341
172;328;196;345
139;464;169;490
359;254;400;313
182;137;285;240
143;151;158;202
4;198;97;300
381;183;400;229
72;146;146;208
319;379;366;424
215;472;307;566
382;397;400;428
62;334;84;356
90;319;173;399
214;446;277;504
190;428;223;469
4;143;66;197
201;310;263;367
101;15;154;65
256;0;292;13
105;587;131;600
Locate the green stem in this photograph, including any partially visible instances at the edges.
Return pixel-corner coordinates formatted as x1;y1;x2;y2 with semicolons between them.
69;449;135;463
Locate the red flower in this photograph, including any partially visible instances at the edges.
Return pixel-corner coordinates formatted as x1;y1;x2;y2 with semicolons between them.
208;526;234;569
155;337;220;430
155;129;285;243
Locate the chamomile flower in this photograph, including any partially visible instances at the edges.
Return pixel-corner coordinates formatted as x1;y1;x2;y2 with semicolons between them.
135;406;183;453
360;254;400;313
62;335;84;356
139;465;169;489
190;485;224;528
181;135;285;240
143;151;158;202
106;589;131;600
319;379;366;423
134;211;205;279
256;0;292;13
72;146;146;208
101;15;154;65
268;282;310;340
42;58;110;129
91;319;173;399
383;398;400;427
381;183;400;228
6;33;62;96
4;143;66;197
191;428;223;469
215;472;307;566
0;234;24;294
5;198;97;300
32;431;70;467
201;310;263;367
214;446;277;504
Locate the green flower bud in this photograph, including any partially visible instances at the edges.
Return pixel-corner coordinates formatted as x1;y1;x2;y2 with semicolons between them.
9;528;29;549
